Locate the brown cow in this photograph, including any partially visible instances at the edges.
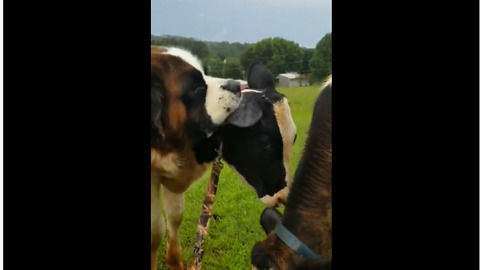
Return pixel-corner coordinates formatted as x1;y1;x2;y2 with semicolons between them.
251;76;332;270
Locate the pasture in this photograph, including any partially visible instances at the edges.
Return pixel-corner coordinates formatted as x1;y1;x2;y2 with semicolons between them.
156;85;321;270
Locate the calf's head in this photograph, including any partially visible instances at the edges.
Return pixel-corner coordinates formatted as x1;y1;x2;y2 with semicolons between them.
193;63;296;207
221;64;297;207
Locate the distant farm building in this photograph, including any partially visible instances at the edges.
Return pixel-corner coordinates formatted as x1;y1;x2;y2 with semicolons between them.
276;72;310;87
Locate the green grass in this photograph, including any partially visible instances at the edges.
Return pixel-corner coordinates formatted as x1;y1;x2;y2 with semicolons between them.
156;85;322;269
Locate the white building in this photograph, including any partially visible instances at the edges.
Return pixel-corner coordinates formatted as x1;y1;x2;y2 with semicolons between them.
276;72;310;87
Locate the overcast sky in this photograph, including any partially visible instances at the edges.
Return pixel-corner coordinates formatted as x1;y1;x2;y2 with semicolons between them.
151;0;331;48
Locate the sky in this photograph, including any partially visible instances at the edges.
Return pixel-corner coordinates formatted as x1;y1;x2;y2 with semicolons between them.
151;0;331;48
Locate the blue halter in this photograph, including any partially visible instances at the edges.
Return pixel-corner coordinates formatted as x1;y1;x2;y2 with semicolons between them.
274;222;320;260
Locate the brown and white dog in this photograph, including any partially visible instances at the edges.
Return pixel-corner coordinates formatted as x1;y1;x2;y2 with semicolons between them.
151;46;296;270
151;46;244;270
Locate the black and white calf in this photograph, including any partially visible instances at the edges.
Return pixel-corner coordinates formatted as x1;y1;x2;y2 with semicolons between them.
196;63;297;207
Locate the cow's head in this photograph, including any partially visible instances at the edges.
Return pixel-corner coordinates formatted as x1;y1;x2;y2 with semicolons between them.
221;63;297;207
251;208;332;270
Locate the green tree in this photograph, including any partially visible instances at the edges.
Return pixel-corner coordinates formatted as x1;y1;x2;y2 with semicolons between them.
223;57;243;79
300;48;315;74
204;56;224;77
151;36;210;62
310;33;332;83
240;46;256;72
240;37;304;77
207;41;249;60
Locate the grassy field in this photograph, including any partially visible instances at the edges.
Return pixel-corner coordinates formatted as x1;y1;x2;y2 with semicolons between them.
156;85;322;269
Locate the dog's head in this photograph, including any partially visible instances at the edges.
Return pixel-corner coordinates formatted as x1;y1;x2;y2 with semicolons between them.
151;46;242;151
219;64;297;207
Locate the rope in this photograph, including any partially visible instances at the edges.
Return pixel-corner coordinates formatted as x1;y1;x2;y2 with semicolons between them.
191;144;223;270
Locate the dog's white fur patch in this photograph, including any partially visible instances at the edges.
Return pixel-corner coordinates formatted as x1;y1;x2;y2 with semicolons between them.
162;47;205;75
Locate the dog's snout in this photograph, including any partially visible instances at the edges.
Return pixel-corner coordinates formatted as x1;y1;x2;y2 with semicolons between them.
222;80;241;94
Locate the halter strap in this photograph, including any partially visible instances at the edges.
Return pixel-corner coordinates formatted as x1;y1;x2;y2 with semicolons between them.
241;89;263;94
274;223;320;259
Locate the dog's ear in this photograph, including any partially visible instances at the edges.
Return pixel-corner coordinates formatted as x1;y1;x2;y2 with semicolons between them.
227;93;263;127
151;69;166;145
247;63;275;90
260;207;282;234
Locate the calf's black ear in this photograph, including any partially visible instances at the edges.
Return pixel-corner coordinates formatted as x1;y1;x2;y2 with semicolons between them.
247;63;275;90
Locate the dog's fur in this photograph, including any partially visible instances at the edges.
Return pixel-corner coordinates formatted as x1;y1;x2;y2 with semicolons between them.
151;46;243;270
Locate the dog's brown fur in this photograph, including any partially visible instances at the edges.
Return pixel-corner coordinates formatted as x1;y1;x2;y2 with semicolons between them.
151;48;210;270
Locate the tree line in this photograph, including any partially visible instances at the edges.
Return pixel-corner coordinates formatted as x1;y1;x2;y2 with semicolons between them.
151;33;331;84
